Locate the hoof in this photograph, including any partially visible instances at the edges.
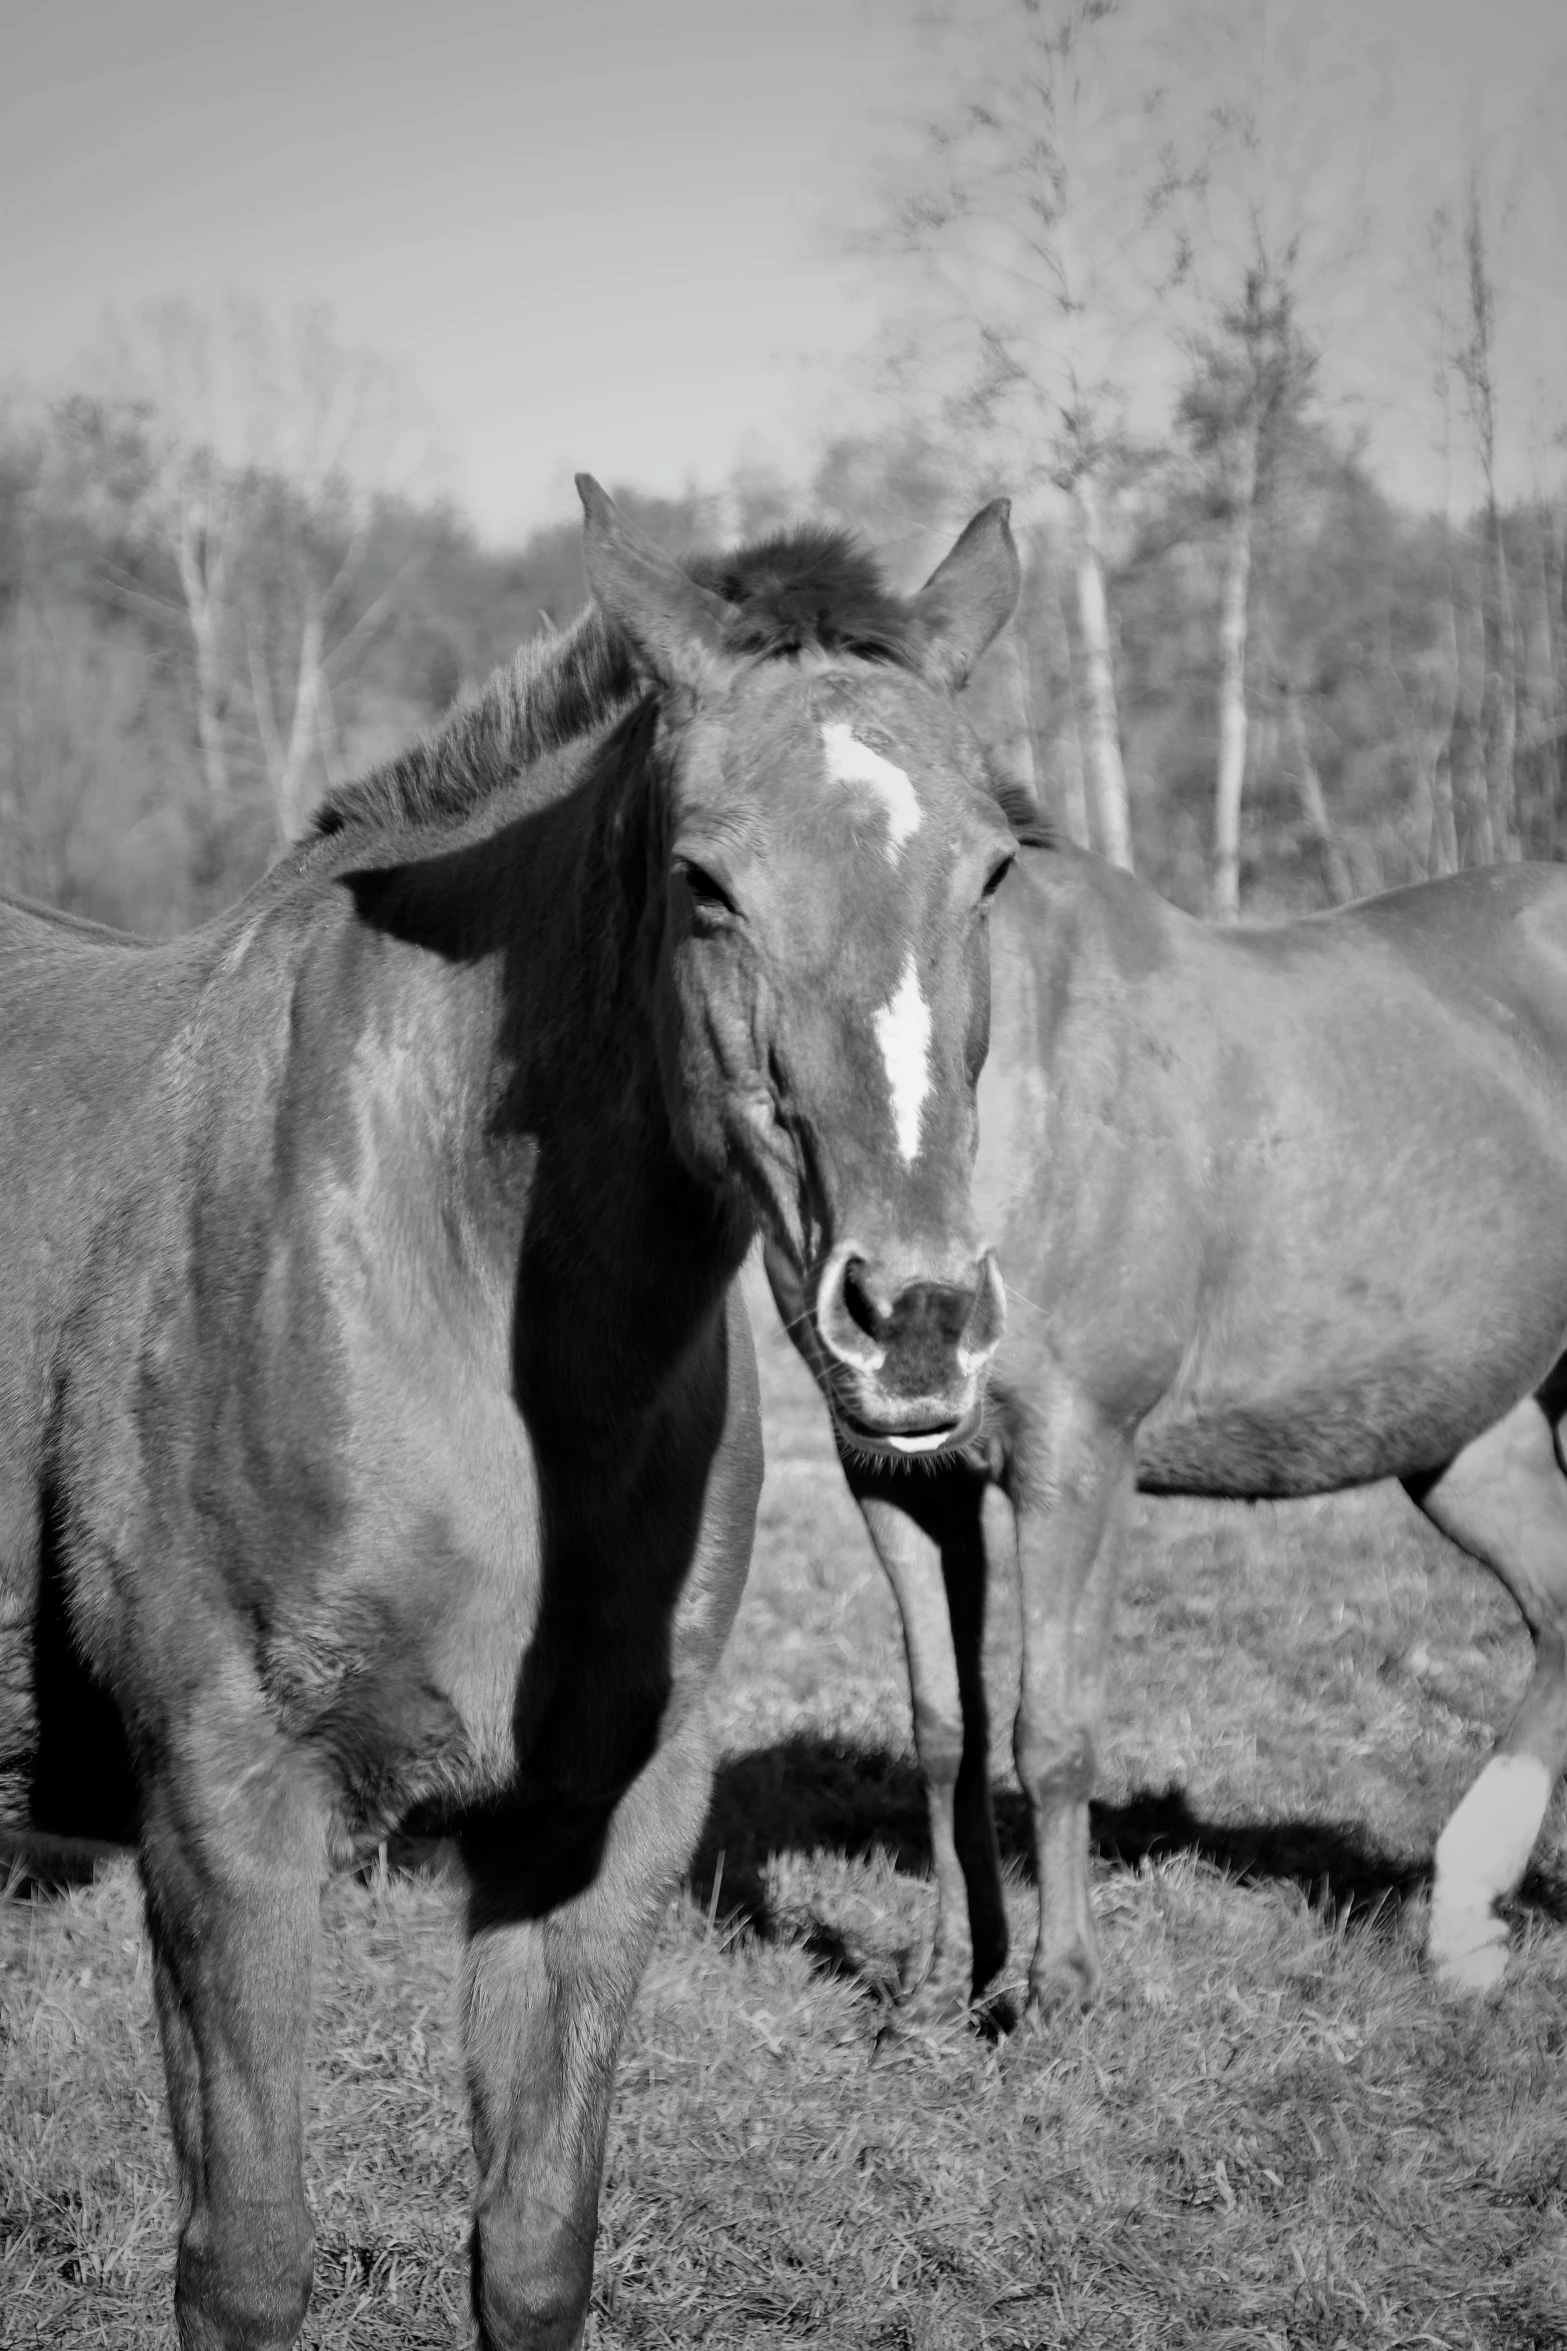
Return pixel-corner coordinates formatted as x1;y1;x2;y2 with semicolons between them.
898;1970;973;2030
1024;1957;1100;2028
1429;1906;1511;1995
971;1985;1018;2041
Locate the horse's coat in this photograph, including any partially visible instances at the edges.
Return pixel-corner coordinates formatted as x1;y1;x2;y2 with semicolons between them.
0;480;1020;2349
771;839;1567;2018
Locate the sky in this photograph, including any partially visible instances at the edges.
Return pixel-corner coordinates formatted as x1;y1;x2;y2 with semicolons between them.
1;0;1563;545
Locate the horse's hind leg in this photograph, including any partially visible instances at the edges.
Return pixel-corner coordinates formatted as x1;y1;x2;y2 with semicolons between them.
139;1700;330;2349
847;1455;1006;2015
1405;1392;1567;1992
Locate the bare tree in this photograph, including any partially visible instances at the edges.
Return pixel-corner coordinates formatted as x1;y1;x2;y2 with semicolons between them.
1430;169;1524;864
0;596;177;920
1180;254;1316;917
1167;0;1377;917
79;297;429;844
862;0;1203;869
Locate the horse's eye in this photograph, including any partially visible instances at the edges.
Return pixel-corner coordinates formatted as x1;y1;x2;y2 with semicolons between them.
679;860;738;920
981;853;1015;903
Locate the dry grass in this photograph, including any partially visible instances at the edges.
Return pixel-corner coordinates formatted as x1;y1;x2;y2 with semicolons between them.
7;1261;1567;2346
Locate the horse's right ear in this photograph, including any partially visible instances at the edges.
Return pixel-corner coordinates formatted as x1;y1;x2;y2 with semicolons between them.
577;475;733;695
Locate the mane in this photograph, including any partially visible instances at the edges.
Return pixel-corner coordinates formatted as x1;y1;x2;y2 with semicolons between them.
312;524;924;842
976;748;1058;848
312;605;640;840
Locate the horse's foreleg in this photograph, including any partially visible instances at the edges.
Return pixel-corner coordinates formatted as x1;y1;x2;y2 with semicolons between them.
849;1458;1005;2014
458;1712;714;2351
1405;1394;1567;1992
1010;1402;1132;2021
139;1708;329;2351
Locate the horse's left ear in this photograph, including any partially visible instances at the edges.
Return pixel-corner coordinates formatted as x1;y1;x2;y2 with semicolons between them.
577;474;733;695
908;500;1021;692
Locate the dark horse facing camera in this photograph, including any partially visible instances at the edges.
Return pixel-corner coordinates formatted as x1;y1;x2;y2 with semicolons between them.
0;479;1019;2349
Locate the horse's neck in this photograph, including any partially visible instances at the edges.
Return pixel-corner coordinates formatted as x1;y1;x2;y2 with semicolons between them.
341;742;750;1425
998;845;1171;1114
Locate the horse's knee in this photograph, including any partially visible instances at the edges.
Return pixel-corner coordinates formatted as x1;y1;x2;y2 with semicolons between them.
912;1698;964;1789
175;2199;313;2351
1015;1715;1096;1802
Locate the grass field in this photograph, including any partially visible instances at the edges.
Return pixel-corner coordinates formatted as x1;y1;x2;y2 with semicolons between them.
7;1260;1567;2347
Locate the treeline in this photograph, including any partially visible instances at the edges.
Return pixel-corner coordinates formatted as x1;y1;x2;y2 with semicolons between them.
0;332;1563;936
0;324;724;938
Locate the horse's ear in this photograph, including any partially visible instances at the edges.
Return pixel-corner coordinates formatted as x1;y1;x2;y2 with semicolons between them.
908;500;1021;692
577;475;733;695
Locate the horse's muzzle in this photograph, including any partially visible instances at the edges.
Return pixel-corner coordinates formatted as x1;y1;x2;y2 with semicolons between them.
813;1240;1006;1456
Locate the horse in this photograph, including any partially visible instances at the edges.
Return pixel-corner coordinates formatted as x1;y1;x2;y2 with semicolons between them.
769;832;1567;2023
0;477;1022;2351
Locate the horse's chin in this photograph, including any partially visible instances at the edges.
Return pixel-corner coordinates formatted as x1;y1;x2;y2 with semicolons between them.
829;1397;984;1465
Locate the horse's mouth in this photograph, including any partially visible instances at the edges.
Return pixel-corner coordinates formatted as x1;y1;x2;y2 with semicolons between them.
830;1399;981;1461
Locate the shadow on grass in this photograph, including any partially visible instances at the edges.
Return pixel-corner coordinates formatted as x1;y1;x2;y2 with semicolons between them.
0;1831;123;1900
687;1732;1567;1961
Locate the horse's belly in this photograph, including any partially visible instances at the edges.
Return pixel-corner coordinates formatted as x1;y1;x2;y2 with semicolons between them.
1135;1319;1567;1500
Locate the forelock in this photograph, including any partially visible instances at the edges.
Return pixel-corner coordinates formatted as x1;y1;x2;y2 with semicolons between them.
684;530;920;668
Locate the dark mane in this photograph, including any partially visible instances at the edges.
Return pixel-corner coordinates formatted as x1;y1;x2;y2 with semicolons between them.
312;524;922;842
686;529;921;667
1004;807;1059;849
312;605;640;840
975;748;1058;848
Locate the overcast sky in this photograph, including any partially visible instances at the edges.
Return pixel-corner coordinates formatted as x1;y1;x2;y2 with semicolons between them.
2;0;1563;544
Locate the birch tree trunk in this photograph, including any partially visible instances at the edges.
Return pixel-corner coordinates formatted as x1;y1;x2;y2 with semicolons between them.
1055;572;1092;852
1211;413;1260;922
1448;549;1492;867
1039;538;1091;849
1280;670;1352;906
1482;511;1519;859
251;587;326;844
174;493;232;811
1542;500;1566;860
1071;469;1132;869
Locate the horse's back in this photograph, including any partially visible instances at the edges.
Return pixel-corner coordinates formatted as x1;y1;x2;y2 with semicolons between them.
0;894;202;1325
0;898;208;1761
980;852;1567;1496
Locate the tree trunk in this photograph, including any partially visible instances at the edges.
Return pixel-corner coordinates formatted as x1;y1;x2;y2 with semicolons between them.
251;588;326;845
1513;504;1557;859
1543;498;1567;861
1071;470;1132;870
1447;541;1491;867
1045;550;1091;850
1483;506;1519;859
1422;585;1461;877
175;498;230;811
1211;415;1259;923
1280;670;1353;906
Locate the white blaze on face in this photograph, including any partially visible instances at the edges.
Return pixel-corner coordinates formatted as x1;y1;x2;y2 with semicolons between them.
874;953;933;1166
820;721;920;861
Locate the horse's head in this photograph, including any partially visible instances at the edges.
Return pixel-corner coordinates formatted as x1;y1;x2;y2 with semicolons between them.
579;477;1020;1459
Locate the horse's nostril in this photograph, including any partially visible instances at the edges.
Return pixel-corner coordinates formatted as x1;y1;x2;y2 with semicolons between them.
841;1256;885;1343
